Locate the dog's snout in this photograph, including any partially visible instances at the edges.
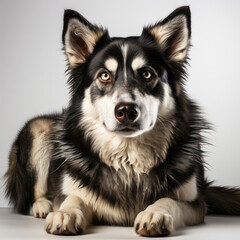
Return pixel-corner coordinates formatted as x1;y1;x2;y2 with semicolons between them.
115;103;140;123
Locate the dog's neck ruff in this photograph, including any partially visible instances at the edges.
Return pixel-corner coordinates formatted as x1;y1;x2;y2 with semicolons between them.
80;89;175;175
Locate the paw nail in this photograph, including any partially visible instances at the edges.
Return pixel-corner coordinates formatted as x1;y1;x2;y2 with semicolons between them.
135;223;140;231
162;228;170;236
56;225;60;231
76;226;83;234
36;213;39;218
143;223;147;229
46;226;51;233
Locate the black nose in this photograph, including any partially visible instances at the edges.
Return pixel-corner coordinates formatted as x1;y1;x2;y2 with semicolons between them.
114;102;140;123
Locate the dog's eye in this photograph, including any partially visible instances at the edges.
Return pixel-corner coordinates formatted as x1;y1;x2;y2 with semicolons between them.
140;69;154;81
98;72;111;82
142;70;152;79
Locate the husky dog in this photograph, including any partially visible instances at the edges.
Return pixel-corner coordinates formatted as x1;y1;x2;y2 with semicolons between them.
5;6;240;237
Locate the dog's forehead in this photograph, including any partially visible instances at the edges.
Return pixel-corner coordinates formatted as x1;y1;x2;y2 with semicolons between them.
93;37;147;71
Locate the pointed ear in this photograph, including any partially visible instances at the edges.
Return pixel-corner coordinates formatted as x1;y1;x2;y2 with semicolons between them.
62;10;106;67
145;6;191;62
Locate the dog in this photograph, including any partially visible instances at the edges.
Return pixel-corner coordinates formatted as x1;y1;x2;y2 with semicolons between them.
5;6;240;237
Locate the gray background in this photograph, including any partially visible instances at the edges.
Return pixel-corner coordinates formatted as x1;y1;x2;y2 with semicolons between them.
0;0;240;207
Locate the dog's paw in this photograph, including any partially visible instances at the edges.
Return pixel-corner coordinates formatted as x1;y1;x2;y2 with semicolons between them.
32;198;52;218
45;208;87;235
134;208;174;237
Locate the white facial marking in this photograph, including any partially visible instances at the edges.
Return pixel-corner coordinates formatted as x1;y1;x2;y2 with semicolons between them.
121;44;128;83
117;92;133;102
104;58;118;73
133;89;160;131
158;83;175;117
131;56;146;71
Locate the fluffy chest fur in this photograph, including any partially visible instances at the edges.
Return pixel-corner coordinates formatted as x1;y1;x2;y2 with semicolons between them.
52;100;201;215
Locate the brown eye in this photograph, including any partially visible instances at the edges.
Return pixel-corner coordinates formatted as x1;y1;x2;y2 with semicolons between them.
98;72;111;82
142;70;152;80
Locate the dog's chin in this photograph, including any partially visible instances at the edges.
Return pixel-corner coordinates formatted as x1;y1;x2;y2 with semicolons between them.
103;121;153;138
115;129;145;138
106;124;147;138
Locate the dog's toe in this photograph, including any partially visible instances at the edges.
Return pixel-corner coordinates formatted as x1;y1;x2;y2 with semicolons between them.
45;208;87;235
32;198;52;218
134;209;174;237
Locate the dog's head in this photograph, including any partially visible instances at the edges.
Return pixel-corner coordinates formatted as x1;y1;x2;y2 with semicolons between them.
63;7;191;138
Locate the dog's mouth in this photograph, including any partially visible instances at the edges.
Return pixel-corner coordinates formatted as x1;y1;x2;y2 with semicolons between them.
118;128;134;132
115;123;140;131
113;124;144;137
116;127;137;135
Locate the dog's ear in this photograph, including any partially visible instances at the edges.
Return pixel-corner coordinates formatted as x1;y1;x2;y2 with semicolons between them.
62;10;106;67
143;6;191;62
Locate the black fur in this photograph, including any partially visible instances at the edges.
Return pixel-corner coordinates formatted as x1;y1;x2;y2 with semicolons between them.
5;123;35;214
5;114;59;214
4;6;240;234
206;186;240;215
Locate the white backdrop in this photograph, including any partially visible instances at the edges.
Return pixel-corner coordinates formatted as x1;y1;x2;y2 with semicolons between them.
1;0;240;207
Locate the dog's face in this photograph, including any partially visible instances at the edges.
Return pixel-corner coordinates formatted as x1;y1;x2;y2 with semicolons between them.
63;7;191;138
84;38;170;138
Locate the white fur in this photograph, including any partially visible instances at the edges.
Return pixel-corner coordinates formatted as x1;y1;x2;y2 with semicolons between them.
131;56;146;71
32;197;52;218
158;83;175;117
104;58;118;73
121;44;128;83
175;175;198;202
45;205;88;234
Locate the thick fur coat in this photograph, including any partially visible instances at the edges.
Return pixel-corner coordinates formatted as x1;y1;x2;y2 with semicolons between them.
5;6;240;237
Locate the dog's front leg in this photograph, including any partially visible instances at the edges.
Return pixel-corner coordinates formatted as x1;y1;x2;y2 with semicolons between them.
134;197;206;237
45;195;92;235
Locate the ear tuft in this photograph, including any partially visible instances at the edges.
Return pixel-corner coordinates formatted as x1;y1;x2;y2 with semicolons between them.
146;6;191;62
62;10;105;67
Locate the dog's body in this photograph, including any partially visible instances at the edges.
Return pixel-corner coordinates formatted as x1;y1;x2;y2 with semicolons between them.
5;6;240;237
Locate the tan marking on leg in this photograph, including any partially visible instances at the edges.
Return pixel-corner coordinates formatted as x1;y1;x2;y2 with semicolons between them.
174;175;198;202
29;119;54;201
53;195;67;212
30;118;53;136
45;195;92;235
61;174;135;224
134;197;206;237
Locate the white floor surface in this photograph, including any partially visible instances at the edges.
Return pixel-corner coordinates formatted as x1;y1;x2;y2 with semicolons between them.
0;208;240;240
